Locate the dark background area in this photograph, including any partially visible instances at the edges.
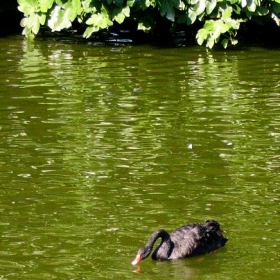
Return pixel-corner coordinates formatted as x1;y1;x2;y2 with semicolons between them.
0;0;22;36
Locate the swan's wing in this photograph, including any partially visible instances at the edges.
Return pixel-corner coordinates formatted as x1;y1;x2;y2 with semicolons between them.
169;225;206;259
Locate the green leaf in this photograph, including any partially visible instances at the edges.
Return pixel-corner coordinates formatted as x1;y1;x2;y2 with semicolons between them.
39;13;46;25
72;0;82;13
222;6;232;19
47;5;72;31
82;0;97;13
227;18;240;30
113;0;125;7
271;12;280;26
196;19;234;48
127;0;135;7
114;7;130;24
233;5;241;15
204;20;216;31
64;0;82;20
189;0;199;4
65;7;76;22
112;7;130;24
137;22;151;31
46;0;82;31
166;8;175;21
31;13;41;34
85;13;113;30
193;0;206;16
22;25;35;39
196;28;208;45
241;0;247;8
39;0;54;13
177;13;187;23
187;8;197;25
221;38;229;48
83;26;99;38
159;0;180;22
18;0;38;15
86;14;102;25
206;0;217;15
132;0;154;9
20;13;41;34
206;38;215;48
123;6;130;16
20;17;27;29
245;10;253;19
272;2;280;14
247;0;256;12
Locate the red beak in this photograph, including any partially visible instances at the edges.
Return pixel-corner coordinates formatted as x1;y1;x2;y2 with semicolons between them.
131;255;142;265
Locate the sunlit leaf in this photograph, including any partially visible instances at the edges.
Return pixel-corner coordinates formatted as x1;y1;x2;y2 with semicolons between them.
48;5;72;31
63;0;82;21
247;0;256;12
83;26;99;38
20;17;26;28
271;12;280;26
196;28;208;45
39;0;54;13
31;13;41;34
39;13;46;25
114;11;125;23
86;14;102;25
222;6;232;19
204;20;216;31
241;0;247;8
206;38;215;48
193;0;206;16
187;8;197;25
206;0;217;15
137;22;151;31
18;0;38;15
123;6;130;16
85;13;113;33
72;0;82;15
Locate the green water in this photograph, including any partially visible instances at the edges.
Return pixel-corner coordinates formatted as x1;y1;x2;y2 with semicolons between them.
0;36;279;279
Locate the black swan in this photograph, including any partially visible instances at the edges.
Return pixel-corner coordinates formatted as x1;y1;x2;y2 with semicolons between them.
131;220;227;265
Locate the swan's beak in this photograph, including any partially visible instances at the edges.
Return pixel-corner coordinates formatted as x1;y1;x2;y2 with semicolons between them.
131;255;142;265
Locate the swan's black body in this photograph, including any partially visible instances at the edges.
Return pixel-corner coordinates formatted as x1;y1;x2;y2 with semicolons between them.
131;220;227;265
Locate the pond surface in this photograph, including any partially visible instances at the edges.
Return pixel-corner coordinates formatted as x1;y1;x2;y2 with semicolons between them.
0;36;279;279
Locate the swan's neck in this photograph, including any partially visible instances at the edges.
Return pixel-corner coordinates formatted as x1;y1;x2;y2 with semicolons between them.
146;229;172;260
146;229;170;248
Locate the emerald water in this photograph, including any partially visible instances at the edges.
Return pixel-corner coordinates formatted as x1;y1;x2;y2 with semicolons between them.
0;36;279;279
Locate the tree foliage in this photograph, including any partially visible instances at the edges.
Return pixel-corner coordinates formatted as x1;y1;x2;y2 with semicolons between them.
18;0;280;48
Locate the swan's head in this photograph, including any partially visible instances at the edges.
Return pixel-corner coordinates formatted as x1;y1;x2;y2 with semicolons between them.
131;246;152;265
